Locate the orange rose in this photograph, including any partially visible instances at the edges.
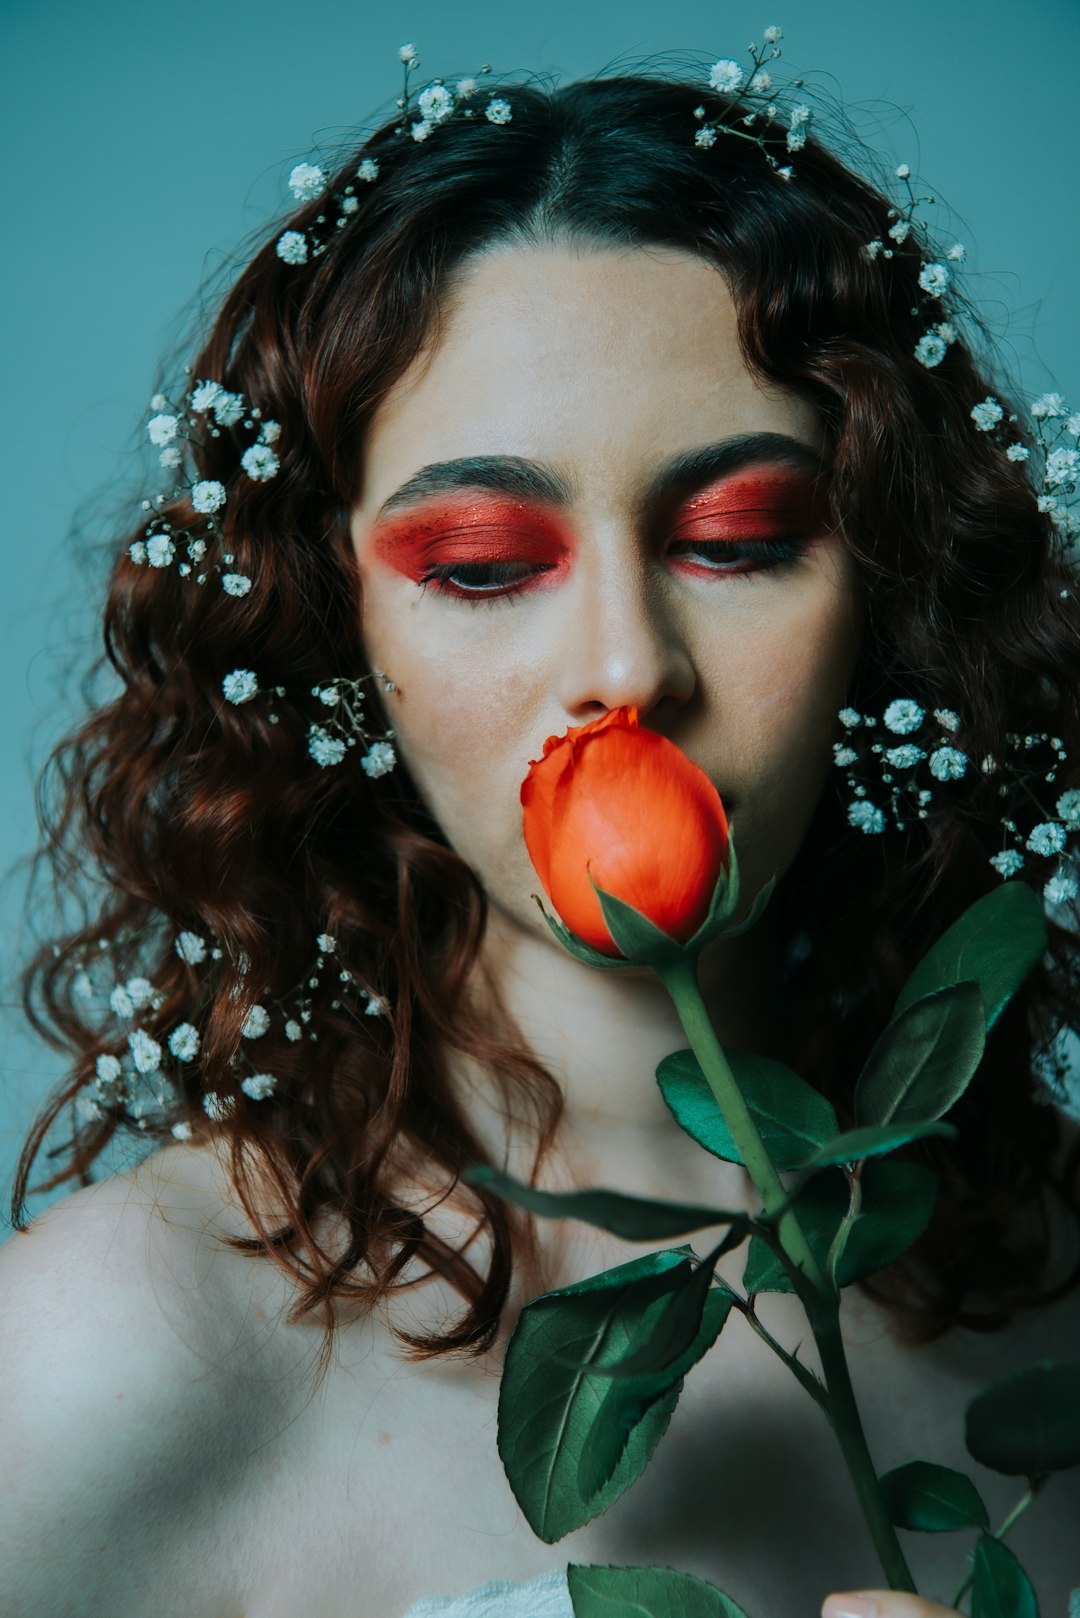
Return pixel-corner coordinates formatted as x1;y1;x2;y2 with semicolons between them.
520;706;729;958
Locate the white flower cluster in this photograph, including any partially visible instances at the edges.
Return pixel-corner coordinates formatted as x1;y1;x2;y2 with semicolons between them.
836;704;1079;907
304;671;398;778
131;378;280;601
694;26;804;178
967;390;1080;545
74;922;394;1137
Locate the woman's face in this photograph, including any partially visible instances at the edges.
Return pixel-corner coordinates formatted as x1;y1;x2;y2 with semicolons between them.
350;242;863;943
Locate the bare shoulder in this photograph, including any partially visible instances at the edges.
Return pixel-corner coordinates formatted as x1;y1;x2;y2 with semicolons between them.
0;1143;325;1617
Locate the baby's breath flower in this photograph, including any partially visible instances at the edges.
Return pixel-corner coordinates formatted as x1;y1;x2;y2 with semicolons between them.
398;42;417;63
109;985;135;1018
128;540;148;565
317;685;340;706
1006;443;1031;462
888;219;912;244
933;708;960;732
1027;821;1068;857
340;195;359;216
168;1023;200;1062
357;158;379;182
918;262;950;298
96;1053;123;1086
762;25;782;43
259;420;281;445
1031;392;1066;419
128;1029;162;1074
222;574;252;597
212;391;244;427
125;977;155;1009
708;59;745;92
970;397;1003;432
418;84;454;122
848;801;886;836
915;332;946;369
410;120;434;142
308;726;347;766
833;745;858;767
317;932;337;954
1056;789;1080;827
1046;447;1079;487
146;535;175;567
1066;412;1080;438
363;991;390;1016
934;321;958;344
276;230;309;266
484;97;512;125
883;698;924;735
929;745;968;782
749;70;772;91
242;1005;270;1039
776;167;794;182
188;538;207;561
895;163;911;179
172;1119;193;1141
990;849;1024;878
222;669;258;704
202;1092;235;1122
946;242;967;262
455;77;479;99
159;447;182;470
190;380;223;413
288;162;325;202
192;479;226;515
885;744;925;769
361;740;396;779
695;127;718;149
241;1072;277;1100
1045;871;1079;905
284;1018;302;1042
147;413;179;446
838;707;862;728
241;443;279;481
150;393;168;412
175;930;208;965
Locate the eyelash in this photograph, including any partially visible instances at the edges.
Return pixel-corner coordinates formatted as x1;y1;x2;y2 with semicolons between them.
417;537;810;605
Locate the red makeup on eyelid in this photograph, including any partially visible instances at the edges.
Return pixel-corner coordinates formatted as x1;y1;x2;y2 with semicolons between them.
674;469;828;540
372;497;574;583
370;466;828;585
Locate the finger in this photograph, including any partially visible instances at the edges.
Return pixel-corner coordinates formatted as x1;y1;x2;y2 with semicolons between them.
822;1594;960;1618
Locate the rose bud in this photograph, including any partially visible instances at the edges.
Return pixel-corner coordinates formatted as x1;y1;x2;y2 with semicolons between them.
520;705;729;958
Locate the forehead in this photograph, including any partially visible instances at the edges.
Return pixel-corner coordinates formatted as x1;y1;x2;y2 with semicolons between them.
354;242;824;517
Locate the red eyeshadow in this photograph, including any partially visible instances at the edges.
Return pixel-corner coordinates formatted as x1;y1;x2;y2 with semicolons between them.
675;468;829;541
371;496;573;583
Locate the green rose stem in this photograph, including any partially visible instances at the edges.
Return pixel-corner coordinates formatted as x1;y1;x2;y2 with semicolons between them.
654;953;917;1594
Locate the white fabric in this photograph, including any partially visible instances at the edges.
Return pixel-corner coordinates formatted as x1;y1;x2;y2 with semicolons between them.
400;1568;573;1618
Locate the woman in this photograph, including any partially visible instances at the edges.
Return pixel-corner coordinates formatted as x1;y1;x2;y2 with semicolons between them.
2;47;1079;1618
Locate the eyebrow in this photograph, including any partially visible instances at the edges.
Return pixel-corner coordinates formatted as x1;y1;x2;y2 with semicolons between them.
373;432;828;523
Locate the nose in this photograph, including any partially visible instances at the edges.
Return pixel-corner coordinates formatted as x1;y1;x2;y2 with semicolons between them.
554;534;696;723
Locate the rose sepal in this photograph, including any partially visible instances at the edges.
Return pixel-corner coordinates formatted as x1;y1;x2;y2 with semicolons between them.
534;833;776;969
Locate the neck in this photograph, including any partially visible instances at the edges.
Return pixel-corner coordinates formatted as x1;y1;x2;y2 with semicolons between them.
455;901;789;1216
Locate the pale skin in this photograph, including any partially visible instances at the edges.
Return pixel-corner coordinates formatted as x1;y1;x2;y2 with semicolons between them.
348;240;961;1615
3;241;1078;1616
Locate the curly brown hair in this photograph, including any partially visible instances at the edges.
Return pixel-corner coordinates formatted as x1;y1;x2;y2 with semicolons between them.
11;69;1080;1362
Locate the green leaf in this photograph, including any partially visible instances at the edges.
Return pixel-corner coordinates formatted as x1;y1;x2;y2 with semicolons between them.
742;1159;938;1293
534;895;631;971
878;1460;989;1532
568;1562;752;1618
971;1533;1040;1618
498;1251;710;1542
656;1048;839;1171
796;1118;956;1172
576;1283;732;1500
464;1163;745;1241
894;881;1047;1032
854;982;986;1128
965;1359;1080;1475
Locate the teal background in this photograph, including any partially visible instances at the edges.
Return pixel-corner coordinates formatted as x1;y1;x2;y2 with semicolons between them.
2;0;1078;1222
